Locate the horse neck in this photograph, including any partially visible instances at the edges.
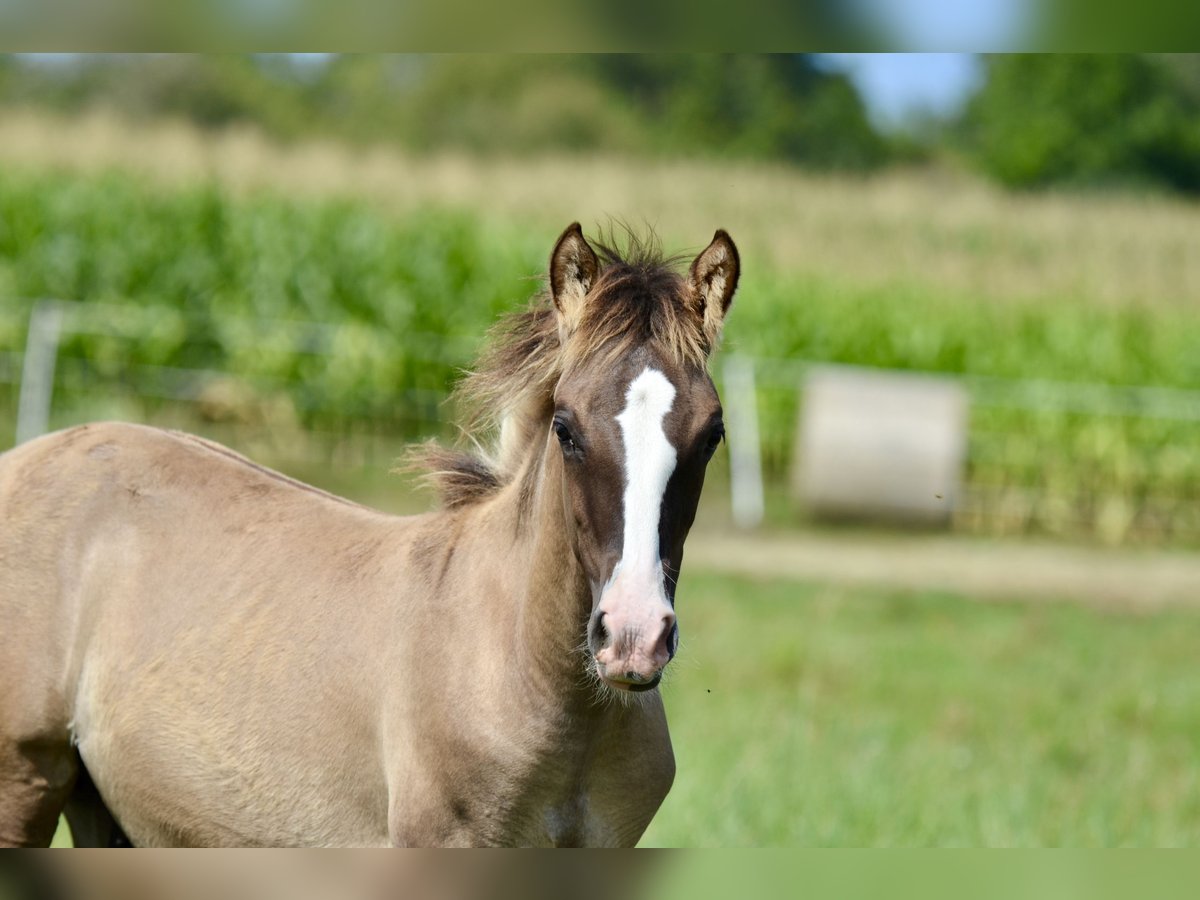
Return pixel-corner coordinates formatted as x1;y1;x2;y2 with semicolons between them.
497;434;595;708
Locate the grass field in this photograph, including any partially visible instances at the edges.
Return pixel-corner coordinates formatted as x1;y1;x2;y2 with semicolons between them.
643;570;1200;846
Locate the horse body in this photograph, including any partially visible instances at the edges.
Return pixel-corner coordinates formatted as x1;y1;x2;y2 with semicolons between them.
0;422;670;846
0;224;737;846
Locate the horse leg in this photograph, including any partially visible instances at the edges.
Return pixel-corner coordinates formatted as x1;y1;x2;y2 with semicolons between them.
0;735;77;847
63;759;132;847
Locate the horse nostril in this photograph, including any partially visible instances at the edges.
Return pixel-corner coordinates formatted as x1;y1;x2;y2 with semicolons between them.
591;610;610;650
667;621;679;657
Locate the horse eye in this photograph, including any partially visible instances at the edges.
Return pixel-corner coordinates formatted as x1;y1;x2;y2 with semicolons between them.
553;420;578;455
703;425;725;458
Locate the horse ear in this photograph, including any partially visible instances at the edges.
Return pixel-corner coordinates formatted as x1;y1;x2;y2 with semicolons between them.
549;222;599;335
688;230;739;347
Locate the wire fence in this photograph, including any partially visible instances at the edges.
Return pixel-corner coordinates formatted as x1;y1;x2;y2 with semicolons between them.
4;299;1200;545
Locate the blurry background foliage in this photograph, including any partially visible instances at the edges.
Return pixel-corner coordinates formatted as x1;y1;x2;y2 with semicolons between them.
0;55;894;170
1;53;1199;545
961;54;1200;192
2;55;1200;191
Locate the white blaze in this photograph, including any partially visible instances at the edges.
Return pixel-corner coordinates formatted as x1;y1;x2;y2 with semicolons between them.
613;368;677;591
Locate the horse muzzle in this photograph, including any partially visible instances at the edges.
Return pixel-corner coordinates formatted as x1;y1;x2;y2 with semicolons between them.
589;601;677;692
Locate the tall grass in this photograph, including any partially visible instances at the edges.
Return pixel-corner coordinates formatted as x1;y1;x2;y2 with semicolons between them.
1;117;1199;542
1;109;1198;308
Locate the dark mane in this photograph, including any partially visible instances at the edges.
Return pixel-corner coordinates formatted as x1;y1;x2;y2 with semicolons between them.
407;228;712;509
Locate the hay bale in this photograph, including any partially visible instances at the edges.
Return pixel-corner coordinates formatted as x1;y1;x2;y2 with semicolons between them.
794;365;968;526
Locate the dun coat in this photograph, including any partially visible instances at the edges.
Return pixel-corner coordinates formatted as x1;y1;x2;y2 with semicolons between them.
0;224;739;846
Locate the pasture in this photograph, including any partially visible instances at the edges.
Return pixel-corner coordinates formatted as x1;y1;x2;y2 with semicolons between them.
650;569;1200;846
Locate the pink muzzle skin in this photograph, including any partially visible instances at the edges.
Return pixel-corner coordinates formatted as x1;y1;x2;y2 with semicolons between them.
592;567;677;690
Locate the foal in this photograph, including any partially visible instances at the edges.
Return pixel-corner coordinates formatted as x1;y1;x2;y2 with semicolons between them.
0;224;739;846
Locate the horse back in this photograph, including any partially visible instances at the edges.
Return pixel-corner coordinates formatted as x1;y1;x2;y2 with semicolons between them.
0;422;404;845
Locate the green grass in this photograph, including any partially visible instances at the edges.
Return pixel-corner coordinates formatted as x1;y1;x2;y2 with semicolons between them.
643;571;1200;846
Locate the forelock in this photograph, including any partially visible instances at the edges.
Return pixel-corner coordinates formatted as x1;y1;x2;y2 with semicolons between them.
410;226;712;510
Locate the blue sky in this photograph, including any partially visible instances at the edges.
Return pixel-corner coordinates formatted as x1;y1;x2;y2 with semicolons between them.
819;54;986;130
839;0;1031;50
819;0;1030;128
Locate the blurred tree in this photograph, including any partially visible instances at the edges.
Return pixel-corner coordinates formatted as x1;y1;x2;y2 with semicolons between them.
0;55;315;137
588;55;888;168
1156;54;1200;103
0;54;894;171
384;56;645;155
961;54;1200;193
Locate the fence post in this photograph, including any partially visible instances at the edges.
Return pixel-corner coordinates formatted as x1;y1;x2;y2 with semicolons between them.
724;354;764;529
16;300;66;445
